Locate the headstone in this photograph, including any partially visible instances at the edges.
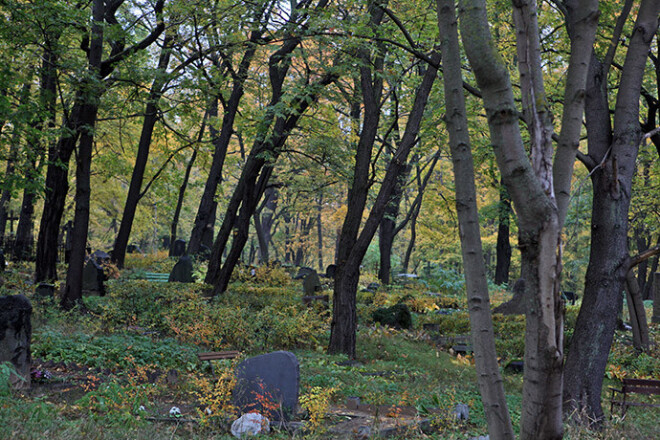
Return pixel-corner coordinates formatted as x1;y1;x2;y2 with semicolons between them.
561;291;577;305
82;259;105;295
35;283;55;298
325;264;337;279
161;235;171;250
90;250;111;264
653;273;660;324
231;412;270;438
505;360;524;373
233;351;299;421
172;239;186;257
493;278;526;315
168;255;194;283
293;266;315;280
452;403;469;421
372;303;412;329
127;244;142;254
0;295;32;390
302;270;322;295
363;282;380;293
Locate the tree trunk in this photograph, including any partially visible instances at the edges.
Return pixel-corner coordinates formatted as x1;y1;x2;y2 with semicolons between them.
188;36;260;255
460;0;599;436
62;0;104;309
329;12;439;356
625;270;650;350
563;0;659;423
316;195;323;271
170;148;199;256
113;28;176;268
437;1;514;436
494;183;512;285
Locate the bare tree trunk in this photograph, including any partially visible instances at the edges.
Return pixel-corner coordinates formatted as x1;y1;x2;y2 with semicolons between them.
437;1;514;437
494;183;512;285
625;270;650;350
317;195;324;271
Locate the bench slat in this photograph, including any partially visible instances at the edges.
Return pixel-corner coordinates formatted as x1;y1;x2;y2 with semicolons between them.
198;351;240;361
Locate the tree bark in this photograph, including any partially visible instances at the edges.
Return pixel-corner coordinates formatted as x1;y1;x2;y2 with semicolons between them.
437;0;514;437
563;0;659;423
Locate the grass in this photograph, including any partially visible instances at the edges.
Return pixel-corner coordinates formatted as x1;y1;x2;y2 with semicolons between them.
1;255;658;439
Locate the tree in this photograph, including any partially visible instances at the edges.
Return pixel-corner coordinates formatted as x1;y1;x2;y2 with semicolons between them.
563;0;660;422
458;0;598;437
437;0;514;436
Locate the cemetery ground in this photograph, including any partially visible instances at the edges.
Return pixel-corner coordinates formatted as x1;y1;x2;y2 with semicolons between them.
1;253;658;440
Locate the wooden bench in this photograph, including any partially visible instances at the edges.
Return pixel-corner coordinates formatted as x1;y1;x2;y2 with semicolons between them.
143;272;169;282
197;350;240;375
610;378;660;417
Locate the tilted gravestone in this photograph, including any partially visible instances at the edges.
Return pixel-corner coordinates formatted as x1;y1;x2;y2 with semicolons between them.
169;255;194;283
233;351;299;421
172;239;186;257
82;259;105;296
0;295;32;390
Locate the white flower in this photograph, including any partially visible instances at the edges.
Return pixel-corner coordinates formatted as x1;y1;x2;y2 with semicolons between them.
169;406;181;417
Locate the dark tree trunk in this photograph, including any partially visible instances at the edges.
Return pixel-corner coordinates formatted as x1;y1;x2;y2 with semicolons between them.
188;36;260;255
328;16;439;357
61;0;104;310
317;195;324;271
113;28;176;268
254;186;278;264
494;183;512;285
205;46;336;293
170;148;198;256
12;186;37;261
35;103;82;282
563;1;659;422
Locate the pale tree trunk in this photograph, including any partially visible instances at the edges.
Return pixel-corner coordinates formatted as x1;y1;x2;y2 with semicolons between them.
459;0;598;437
563;0;659;424
437;1;514;437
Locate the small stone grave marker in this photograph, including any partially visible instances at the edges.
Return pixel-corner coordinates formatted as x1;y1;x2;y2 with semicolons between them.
35;283;55;298
82;259;105;296
0;295;32;390
172;239;186;257
302;270;322;295
233;351;299;421
325;264;337;278
169;255;194;283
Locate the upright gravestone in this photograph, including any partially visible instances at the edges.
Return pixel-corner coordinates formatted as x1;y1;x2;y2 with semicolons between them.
90;250;111;264
325;264;337;279
82;259;105;296
302;270;322;296
0;295;32;390
172;239;186;257
233;351;299;421
169;255;194;283
653;272;660;324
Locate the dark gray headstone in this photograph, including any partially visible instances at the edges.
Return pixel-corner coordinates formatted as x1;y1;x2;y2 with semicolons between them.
325;264;337;279
0;295;32;390
168;255;194;283
372;303;412;329
302;270;322;295
82;259;105;295
172;239;186;257
293;267;315;280
90;250;111;263
233;351;299;421
35;283;55;298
